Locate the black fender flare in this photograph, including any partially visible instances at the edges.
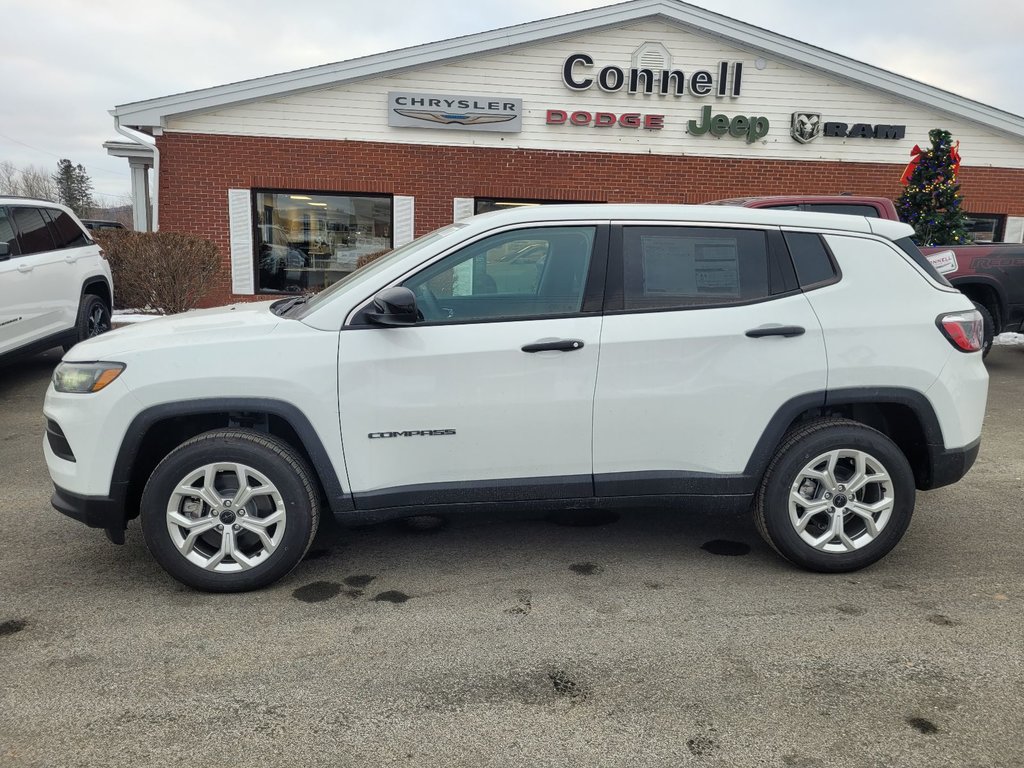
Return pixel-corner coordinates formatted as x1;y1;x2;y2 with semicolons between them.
112;398;353;515
743;387;949;489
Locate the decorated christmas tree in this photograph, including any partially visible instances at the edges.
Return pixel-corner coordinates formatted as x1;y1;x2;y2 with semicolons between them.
895;129;972;246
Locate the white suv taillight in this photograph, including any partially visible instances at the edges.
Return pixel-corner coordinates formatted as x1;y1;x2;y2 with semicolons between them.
936;310;984;352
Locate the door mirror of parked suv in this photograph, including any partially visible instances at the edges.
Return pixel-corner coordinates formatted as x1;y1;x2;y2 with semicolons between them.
366;286;419;326
0;242;9;260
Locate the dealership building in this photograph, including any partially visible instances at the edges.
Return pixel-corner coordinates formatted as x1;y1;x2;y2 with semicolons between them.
107;0;1024;305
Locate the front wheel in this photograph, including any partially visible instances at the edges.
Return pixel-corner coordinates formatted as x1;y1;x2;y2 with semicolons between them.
755;418;915;573
140;430;320;592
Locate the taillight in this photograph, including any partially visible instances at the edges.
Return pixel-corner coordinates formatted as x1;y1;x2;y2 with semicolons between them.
936;310;984;352
98;247;107;261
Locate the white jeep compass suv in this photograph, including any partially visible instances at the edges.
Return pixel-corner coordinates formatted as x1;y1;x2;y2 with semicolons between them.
43;205;987;592
0;198;113;360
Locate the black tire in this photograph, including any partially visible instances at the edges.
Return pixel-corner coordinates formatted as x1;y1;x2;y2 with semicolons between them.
140;429;320;592
972;301;994;358
64;293;111;352
754;418;915;573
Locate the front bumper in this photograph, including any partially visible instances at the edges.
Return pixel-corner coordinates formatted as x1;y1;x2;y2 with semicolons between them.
51;483;128;544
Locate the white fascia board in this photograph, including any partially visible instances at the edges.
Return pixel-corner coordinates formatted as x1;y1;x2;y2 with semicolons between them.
112;1;668;129
112;0;1024;141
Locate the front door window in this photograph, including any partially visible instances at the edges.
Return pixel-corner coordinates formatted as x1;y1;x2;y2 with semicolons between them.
403;226;596;323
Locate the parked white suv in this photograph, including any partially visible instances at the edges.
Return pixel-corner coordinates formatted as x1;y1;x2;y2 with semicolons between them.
43;205;987;592
0;198;113;361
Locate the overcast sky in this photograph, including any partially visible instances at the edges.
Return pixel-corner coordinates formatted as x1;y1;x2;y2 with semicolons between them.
3;0;1021;202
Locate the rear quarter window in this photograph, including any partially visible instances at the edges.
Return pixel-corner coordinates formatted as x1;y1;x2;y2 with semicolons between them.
783;232;838;288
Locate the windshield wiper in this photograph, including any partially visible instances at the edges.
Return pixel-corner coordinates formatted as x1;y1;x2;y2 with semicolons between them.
272;296;309;316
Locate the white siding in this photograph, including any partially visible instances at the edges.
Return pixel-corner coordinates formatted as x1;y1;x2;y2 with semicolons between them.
453;197;475;222
227;189;254;295
1005;217;1024;243
393;195;414;246
168;20;1024;169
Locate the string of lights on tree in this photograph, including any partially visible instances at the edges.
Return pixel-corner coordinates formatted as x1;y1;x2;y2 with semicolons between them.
895;128;971;246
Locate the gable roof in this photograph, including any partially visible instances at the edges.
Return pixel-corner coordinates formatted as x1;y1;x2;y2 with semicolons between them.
113;0;1024;141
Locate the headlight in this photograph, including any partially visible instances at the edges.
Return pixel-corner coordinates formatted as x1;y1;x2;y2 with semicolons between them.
53;362;126;393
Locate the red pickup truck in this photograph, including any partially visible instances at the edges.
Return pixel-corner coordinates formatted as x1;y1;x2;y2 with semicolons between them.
707;195;1024;355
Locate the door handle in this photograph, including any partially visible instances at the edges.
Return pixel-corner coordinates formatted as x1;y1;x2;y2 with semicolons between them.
521;339;585;353
64;255;79;264
17;263;33;273
745;325;805;338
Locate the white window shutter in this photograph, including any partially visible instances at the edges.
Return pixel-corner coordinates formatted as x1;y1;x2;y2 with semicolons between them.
1005;217;1024;243
393;196;415;247
453;197;475;223
227;189;254;295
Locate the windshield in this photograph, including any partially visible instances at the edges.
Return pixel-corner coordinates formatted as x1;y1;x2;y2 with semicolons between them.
288;223;466;318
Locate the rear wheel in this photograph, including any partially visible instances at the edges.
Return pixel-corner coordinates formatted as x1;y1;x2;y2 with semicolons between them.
140;430;320;592
64;294;111;352
755;418;915;573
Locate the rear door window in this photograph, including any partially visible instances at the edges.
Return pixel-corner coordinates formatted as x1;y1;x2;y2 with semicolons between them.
12;207;57;255
621;226;770;310
42;208;91;249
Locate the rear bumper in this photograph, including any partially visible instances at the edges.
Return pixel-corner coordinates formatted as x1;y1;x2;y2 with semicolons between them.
923;438;980;490
51;484;127;543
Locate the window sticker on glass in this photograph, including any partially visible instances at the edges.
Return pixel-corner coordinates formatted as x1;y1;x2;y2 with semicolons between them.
693;242;741;296
640;236;740;297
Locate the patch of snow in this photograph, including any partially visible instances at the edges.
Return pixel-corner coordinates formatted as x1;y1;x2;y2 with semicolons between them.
993;332;1024;346
112;311;161;324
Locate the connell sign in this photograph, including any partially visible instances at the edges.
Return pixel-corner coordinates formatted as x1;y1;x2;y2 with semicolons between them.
562;51;744;98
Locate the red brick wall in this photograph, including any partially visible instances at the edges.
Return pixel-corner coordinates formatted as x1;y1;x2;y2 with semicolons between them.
156;132;1024;306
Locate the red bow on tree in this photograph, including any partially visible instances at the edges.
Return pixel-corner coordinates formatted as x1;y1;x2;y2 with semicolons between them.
901;140;962;185
900;145;923;185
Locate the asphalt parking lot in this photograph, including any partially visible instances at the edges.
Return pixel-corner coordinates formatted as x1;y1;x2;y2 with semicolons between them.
1;348;1022;768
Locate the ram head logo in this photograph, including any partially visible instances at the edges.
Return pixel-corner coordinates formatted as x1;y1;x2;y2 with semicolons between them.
791;112;822;144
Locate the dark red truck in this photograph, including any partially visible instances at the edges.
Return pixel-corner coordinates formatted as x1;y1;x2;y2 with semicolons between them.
707;195;1024;355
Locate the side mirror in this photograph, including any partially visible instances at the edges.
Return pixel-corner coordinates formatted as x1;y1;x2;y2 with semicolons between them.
366;286;419;326
0;242;9;261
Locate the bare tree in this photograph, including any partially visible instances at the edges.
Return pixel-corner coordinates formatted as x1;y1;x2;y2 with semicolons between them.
0;160;58;200
0;161;19;194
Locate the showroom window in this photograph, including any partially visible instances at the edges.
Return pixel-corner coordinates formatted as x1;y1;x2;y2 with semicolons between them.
253;190;392;294
964;214;1005;243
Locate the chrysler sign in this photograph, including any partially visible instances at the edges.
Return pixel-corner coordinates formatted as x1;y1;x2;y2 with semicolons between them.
387;92;522;132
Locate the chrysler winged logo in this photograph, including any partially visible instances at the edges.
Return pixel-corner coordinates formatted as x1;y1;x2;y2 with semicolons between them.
392;109;516;127
388;92;523;133
791;112;822;143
